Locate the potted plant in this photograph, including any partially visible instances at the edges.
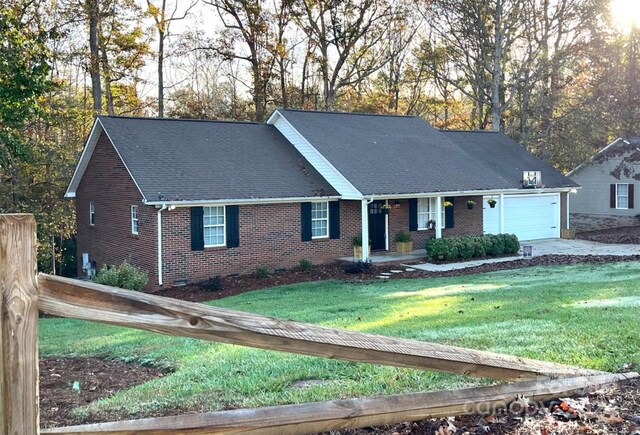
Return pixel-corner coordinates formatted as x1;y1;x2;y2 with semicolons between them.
395;231;413;254
487;198;497;208
352;235;370;258
381;203;391;215
466;200;476;210
443;200;453;207
427;219;436;230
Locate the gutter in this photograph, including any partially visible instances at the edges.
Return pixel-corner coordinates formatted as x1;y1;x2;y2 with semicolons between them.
157;204;168;286
144;195;342;207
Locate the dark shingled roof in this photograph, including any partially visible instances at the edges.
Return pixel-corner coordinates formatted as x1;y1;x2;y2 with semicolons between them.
441;130;579;189
98;116;338;201
278;109;515;195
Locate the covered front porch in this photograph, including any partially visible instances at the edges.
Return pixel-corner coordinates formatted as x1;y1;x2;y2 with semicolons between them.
352;194;487;261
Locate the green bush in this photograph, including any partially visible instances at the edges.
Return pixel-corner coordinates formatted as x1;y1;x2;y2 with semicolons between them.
92;261;148;291
425;234;520;262
255;266;270;278
299;259;312;270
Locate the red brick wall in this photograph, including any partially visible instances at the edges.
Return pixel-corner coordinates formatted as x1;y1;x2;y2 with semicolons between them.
160;201;361;286
387;196;483;251
75;132;158;285
560;192;568;230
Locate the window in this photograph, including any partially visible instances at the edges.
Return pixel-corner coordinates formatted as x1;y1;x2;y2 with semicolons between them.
203;206;225;247
417;198;445;229
131;205;139;234
311;202;329;238
89;201;95;225
616;183;629;209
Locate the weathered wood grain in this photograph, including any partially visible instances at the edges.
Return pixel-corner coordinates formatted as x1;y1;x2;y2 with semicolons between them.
38;274;601;381
40;372;638;434
0;214;39;434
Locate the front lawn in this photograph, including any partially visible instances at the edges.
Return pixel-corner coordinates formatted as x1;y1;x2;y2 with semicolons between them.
39;262;640;422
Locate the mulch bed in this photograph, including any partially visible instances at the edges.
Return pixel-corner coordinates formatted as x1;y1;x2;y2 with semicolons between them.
40;225;640;430
577;225;640;244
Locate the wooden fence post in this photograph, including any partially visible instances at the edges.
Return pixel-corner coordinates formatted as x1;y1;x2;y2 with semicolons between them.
0;214;39;434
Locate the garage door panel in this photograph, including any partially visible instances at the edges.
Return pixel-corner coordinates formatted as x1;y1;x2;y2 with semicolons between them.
483;194;560;240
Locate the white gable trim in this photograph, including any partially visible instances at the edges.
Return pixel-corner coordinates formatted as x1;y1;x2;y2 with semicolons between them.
267;110;363;200
566;137;625;177
64;118;146;200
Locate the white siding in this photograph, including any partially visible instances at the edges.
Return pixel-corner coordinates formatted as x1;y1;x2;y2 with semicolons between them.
271;113;362;199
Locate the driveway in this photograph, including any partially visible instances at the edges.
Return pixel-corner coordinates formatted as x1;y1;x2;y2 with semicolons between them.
523;238;640;256
406;238;640;272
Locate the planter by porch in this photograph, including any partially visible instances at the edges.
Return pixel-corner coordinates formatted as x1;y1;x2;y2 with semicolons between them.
353;245;371;258
396;241;413;254
467;204;474;209
382;208;390;215
466;200;476;210
489;202;496;208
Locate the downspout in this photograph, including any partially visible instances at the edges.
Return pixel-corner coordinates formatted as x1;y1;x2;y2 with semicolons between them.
157;204;168;286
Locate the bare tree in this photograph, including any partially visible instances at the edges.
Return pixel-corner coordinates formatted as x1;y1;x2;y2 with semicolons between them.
85;0;102;113
292;0;394;110
146;0;198;118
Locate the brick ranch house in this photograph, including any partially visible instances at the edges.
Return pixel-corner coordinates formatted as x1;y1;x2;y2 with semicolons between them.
65;109;579;289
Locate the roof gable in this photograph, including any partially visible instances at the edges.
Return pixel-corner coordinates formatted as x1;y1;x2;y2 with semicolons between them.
67;116;338;203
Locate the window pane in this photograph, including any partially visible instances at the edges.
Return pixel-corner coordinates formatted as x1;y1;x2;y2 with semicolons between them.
618;184;628;195
204;206;225;246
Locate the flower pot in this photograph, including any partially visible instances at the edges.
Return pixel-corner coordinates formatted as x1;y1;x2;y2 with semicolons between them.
467;204;474;210
489;203;496;208
353;245;371;258
396;241;413;254
382;208;390;215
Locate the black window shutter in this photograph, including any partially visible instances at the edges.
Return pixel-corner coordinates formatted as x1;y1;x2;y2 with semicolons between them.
190;207;204;251
301;202;312;241
226;205;239;248
409;198;418;231
630;184;635;209
445;196;455;228
329;201;340;239
610;184;616;208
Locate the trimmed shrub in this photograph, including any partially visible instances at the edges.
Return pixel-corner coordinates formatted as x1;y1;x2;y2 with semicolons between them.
255;266;270;278
201;276;223;292
92;261;148;291
299;259;312;270
425;234;520;262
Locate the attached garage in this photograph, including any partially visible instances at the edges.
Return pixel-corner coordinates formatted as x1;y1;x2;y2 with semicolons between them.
483;193;560;240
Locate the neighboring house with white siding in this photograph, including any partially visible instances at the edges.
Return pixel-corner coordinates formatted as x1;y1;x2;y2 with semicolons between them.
567;137;640;231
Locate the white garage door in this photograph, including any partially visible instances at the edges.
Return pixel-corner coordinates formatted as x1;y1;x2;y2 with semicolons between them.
483;194;560;240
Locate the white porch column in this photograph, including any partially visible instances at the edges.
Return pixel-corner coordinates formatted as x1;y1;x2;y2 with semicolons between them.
498;193;505;234
435;196;442;239
361;199;369;261
566;192;570;229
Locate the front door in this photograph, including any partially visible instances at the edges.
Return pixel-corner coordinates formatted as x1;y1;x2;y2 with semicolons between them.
368;200;387;251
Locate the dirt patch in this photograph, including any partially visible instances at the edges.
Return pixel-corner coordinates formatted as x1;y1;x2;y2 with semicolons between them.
577;225;640;244
40;357;168;428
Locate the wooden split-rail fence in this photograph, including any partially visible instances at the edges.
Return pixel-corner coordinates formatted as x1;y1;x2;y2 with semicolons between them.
0;214;637;434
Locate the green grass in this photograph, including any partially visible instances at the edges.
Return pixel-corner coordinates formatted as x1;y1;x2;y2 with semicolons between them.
39;262;640;421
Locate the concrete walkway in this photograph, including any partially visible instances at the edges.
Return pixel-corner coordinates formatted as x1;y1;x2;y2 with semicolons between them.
406;238;640;272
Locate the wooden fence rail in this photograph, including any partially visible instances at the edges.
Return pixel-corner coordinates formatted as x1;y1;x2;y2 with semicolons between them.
0;214;638;434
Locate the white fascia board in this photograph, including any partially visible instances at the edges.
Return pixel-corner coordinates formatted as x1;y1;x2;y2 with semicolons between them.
566;138;623;176
268;110;363;200
145;195;342;207
367;187;577;200
64;119;102;198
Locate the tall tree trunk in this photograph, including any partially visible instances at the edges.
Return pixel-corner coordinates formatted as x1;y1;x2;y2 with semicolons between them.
491;0;503;132
158;29;164;117
279;60;288;108
100;45;114;115
87;0;102;113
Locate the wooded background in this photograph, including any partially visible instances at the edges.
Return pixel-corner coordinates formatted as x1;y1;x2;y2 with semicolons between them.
1;0;638;273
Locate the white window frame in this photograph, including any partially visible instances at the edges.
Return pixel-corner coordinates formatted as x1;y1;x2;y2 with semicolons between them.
616;183;629;209
131;205;139;235
311;201;329;239
203;206;226;247
417;198;445;230
89;201;95;226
